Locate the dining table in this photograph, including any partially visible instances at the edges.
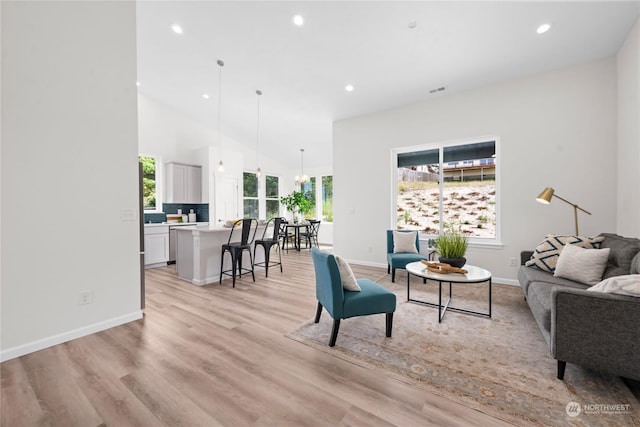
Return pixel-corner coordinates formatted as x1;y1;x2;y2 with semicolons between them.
285;223;310;251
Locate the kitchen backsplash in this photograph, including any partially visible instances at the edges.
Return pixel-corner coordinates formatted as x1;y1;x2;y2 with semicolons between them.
143;203;209;224
143;212;166;224
163;203;209;222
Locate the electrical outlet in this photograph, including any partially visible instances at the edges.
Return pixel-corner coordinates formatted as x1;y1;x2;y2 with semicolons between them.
78;291;93;305
509;257;518;267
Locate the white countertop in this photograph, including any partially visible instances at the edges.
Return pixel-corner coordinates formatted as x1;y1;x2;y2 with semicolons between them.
173;224;239;232
144;222;209;228
173;223;267;233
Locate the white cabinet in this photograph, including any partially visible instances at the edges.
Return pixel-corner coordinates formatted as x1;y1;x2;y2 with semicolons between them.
144;225;169;267
165;162;202;203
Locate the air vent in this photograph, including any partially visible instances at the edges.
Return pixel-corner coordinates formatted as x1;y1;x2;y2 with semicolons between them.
429;85;448;95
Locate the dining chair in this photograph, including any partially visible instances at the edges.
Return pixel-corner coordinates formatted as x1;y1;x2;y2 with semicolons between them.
300;219;321;249
386;230;427;282
278;218;294;252
253;217;283;277
311;247;396;347
220;218;258;287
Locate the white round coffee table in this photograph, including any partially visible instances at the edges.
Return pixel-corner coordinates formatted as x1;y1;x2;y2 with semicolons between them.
405;261;492;322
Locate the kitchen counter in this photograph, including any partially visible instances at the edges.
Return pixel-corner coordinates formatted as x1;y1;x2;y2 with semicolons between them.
144;222;208;227
175;224;267;285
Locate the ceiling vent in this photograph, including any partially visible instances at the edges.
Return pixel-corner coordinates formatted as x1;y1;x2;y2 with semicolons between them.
429;85;448;95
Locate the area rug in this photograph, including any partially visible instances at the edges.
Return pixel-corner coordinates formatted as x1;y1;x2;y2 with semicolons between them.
287;274;640;427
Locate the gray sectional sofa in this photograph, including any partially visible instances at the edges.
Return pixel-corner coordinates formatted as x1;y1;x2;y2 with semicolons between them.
518;233;640;380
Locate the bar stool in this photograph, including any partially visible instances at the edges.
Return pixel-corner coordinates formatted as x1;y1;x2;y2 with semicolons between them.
220;218;258;287
253;217;284;277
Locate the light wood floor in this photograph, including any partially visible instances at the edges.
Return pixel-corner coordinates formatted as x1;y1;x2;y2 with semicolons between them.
2;249;520;427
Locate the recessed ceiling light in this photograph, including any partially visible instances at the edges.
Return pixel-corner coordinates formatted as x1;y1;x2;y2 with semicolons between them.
345;84;354;92
293;15;304;27
136;81;140;87
202;94;210;100
536;23;551;34
171;24;183;34
408;21;417;29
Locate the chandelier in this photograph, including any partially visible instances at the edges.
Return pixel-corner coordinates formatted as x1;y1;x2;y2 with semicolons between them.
295;148;309;184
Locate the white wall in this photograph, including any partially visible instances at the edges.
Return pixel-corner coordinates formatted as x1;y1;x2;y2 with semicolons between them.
139;93;291;177
616;18;640;237
139;94;335;242
1;2;141;360
334;58;619;284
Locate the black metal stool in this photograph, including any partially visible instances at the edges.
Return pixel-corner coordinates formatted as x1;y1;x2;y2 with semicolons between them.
220;218;257;287
254;217;284;277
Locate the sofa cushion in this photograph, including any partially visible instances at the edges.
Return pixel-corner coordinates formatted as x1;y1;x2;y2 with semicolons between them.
525;234;605;273
518;265;591;295
632;252;640;274
527;282;553;336
527;282;587;336
598;233;640;279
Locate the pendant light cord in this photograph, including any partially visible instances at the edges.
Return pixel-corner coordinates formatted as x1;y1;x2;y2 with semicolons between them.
216;59;224;169
256;90;262;174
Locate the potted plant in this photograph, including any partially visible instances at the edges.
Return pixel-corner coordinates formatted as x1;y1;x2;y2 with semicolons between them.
433;224;468;268
280;191;313;223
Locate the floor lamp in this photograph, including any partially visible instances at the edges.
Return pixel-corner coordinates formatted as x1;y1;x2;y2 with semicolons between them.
536;187;591;235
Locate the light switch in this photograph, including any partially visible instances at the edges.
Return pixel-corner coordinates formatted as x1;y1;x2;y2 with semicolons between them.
121;208;136;221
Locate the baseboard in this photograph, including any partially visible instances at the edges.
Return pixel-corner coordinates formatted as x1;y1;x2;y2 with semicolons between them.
347;259;388;269
493;277;520;286
0;310;143;362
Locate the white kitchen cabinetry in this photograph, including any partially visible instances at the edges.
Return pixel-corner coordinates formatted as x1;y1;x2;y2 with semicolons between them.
165;162;202;203
144;225;169;267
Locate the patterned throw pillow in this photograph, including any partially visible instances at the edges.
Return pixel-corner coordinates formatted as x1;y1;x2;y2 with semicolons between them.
525;234;605;273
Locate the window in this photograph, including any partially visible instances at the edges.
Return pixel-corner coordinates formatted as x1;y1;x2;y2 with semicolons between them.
139;155;158;211
301;177;316;219
243;172;259;218
396;140;497;240
321;176;333;222
265;175;280;219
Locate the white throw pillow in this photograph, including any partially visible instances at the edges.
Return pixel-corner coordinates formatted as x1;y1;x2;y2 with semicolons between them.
587;274;640;297
334;255;361;291
553;243;610;285
393;231;418;254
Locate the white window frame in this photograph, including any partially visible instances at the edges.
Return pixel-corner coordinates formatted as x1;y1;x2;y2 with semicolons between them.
320;175;333;223
243;171;259;219
391;136;501;247
264;174;281;220
138;153;163;213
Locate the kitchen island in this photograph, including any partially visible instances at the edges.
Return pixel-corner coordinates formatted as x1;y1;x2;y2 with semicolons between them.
175;224;267;286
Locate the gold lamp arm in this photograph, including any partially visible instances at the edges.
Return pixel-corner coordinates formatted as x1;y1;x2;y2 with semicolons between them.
550;193;592;216
536;187;592;235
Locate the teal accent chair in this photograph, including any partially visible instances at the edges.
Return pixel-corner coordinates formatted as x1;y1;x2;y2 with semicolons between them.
387;230;427;282
311;247;396;347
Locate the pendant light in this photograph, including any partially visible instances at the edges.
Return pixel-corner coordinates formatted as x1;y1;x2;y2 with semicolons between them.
295;148;309;184
216;59;225;172
255;89;262;177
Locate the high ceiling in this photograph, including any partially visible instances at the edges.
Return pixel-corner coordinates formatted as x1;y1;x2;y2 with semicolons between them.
136;1;640;170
